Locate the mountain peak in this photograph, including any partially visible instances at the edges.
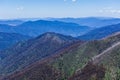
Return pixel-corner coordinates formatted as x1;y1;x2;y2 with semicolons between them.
0;32;79;75
36;32;77;44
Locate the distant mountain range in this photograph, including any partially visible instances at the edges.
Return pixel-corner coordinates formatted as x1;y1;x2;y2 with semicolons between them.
78;23;120;40
46;17;120;28
2;17;120;28
1;17;120;80
1;18;120;52
0;32;30;50
0;20;91;37
1;17;120;40
0;20;24;26
16;20;91;36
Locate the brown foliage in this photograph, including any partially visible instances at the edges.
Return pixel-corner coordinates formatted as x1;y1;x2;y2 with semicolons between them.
69;62;106;80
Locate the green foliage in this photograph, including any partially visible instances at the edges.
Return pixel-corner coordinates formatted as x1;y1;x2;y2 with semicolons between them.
0;32;77;75
2;31;120;80
51;33;120;79
116;68;120;80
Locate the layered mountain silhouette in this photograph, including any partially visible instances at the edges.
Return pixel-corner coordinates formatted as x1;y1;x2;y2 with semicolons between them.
1;18;120;80
0;20;91;37
0;20;23;26
46;17;120;28
0;32;30;50
0;32;80;76
0;24;14;33
1;32;120;80
78;23;120;40
1;19;120;41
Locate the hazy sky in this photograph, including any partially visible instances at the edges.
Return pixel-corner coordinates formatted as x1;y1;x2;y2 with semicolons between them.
0;0;120;19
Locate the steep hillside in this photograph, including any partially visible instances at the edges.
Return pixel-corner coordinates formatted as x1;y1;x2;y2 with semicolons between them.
0;32;79;75
1;40;83;80
69;62;106;80
78;23;120;40
68;32;120;80
2;63;62;80
0;32;30;50
3;32;120;80
69;41;120;80
94;42;120;80
47;32;120;80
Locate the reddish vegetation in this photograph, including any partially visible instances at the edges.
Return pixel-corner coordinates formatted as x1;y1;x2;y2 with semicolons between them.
47;41;84;62
0;75;3;80
1;41;106;80
69;61;105;80
3;63;61;80
2;41;83;80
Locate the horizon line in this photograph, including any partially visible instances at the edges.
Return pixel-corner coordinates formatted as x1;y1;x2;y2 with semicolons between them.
1;16;120;20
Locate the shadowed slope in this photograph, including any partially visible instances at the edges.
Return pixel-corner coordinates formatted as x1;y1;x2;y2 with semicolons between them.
1;40;83;80
0;32;79;75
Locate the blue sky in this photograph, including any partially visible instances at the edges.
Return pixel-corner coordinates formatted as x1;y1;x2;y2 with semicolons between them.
0;0;120;19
